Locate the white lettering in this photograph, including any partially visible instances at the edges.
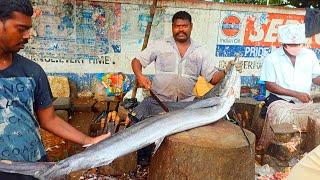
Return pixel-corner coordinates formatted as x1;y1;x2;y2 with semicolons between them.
244;47;271;57
249;25;264;42
265;19;283;42
234;39;240;43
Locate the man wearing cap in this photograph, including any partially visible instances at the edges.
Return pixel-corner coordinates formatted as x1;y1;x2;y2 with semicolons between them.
259;23;320;118
258;23;320;178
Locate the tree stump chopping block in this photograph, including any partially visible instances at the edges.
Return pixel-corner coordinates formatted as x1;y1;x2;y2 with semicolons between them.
148;120;255;180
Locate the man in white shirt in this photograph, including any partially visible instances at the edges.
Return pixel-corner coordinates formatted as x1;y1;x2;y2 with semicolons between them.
259;23;320;118
130;11;241;166
259;23;320;178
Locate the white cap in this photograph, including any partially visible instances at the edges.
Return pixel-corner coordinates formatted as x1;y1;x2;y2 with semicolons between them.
278;23;306;44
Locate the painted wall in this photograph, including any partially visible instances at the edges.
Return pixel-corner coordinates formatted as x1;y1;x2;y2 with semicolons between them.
21;0;320;91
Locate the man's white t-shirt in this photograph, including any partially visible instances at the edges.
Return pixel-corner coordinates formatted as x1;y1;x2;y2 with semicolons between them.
260;47;320;103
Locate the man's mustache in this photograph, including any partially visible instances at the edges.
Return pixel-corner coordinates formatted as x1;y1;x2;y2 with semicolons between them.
175;32;187;36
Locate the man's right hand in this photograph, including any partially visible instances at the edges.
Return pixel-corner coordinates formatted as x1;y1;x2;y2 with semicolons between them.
225;60;242;73
295;92;312;103
136;74;152;90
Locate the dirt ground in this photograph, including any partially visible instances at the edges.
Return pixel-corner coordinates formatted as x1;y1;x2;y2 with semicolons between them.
41;100;149;180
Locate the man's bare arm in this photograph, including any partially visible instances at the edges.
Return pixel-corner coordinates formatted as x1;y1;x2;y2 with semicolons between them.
132;58;143;77
266;81;311;103
210;70;225;85
210;60;242;85
131;58;152;89
37;106;110;145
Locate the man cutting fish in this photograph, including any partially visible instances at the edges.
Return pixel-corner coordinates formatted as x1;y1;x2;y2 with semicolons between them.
259;23;320;118
130;11;242;166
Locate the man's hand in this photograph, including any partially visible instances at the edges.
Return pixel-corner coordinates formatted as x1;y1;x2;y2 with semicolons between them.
83;132;111;147
132;58;152;89
225;60;242;73
137;74;152;90
294;92;312;103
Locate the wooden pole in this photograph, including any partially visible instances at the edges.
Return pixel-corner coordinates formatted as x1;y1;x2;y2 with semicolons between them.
131;0;158;99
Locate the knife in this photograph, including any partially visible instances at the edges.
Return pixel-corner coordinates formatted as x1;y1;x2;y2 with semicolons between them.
149;89;169;113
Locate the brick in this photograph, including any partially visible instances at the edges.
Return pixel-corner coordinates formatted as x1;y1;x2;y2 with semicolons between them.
55;110;69;122
72;98;96;112
48;76;70;98
53;97;70;110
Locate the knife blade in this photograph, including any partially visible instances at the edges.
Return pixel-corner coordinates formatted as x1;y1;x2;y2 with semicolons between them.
149;89;169;113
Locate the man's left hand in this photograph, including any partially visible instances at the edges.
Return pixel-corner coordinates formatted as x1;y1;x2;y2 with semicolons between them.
225;60;242;73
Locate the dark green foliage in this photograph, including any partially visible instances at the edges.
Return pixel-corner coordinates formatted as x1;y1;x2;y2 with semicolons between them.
210;0;319;8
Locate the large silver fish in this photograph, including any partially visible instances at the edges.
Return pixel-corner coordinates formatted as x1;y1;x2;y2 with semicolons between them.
0;57;241;179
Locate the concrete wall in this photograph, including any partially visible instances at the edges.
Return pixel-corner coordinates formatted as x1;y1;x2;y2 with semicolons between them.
23;0;319;91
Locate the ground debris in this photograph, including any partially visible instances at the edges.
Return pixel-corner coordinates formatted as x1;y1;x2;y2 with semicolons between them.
79;166;148;180
255;151;307;180
255;164;290;180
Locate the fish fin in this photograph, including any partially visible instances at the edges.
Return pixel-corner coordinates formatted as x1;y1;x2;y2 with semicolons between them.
152;137;165;155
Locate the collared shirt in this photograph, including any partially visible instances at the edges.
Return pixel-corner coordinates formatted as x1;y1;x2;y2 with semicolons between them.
136;37;217;102
260;47;320;103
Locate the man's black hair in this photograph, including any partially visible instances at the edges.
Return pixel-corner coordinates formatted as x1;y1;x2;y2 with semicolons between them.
172;11;192;23
0;0;33;21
